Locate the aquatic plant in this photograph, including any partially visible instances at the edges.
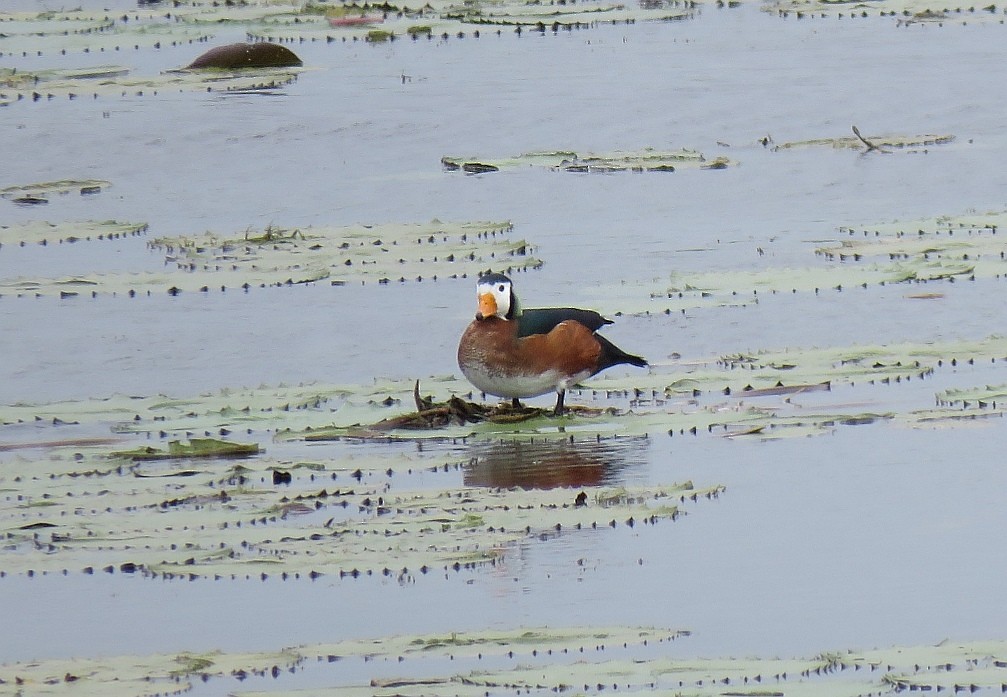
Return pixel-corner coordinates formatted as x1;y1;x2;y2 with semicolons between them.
442;148;733;174
3;627;1007;697
0;220;146;249
0;220;538;297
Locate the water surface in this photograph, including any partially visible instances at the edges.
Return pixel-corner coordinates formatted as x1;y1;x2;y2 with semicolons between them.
2;0;1007;676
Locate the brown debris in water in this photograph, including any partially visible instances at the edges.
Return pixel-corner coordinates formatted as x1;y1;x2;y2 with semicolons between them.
852;125;891;154
363;381;610;430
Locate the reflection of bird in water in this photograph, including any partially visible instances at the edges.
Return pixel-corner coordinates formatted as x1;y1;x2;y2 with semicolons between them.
457;273;647;415
463;437;648;490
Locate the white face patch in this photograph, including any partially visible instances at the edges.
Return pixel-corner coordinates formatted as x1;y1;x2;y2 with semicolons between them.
476;278;511;319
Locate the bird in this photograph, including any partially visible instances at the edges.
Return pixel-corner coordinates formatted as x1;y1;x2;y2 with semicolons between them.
457;272;647;415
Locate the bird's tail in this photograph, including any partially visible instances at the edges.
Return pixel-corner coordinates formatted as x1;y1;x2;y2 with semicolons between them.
596;334;648;371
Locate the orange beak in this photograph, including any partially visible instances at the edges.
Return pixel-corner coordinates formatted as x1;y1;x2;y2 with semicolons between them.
477;292;497;320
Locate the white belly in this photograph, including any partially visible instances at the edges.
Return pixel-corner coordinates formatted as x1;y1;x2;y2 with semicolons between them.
460;363;590;399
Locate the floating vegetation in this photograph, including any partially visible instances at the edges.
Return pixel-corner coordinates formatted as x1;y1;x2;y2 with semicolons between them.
650;259;972;308
0;0;702;69
0;220;147;248
442;148;732;174
248;0;697;43
0;63;300;104
111;437;260;461
0;7;214;58
0;429;720;577
148;219;537;287
292;636;1007;697
0;383;353;435
0;0;704;106
936;383;1007;408
813;208;1007;282
6;334;1007;447
438;2;693;29
772;126;956;152
627;209;1007;315
0;647;303;697
4;331;1007;578
0;220;538;297
0;179;112;202
763;0;1007;22
4;629;1007;697
916;382;1007;425
311;380;615;435
828;209;1005;254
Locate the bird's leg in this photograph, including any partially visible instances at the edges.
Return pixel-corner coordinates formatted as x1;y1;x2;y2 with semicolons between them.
553;390;566;416
511;397;523;410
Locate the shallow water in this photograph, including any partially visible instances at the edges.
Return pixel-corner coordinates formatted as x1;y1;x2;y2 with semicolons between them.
3;0;1007;678
3;423;1006;665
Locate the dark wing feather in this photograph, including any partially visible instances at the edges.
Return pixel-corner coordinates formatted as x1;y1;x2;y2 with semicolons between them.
594;334;648;371
516;307;612;338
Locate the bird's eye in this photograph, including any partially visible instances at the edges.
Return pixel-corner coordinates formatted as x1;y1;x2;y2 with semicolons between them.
498;284;505;292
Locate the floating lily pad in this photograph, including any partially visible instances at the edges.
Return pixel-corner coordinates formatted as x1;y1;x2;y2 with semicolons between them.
811;209;1007;281
773;128;955;152
150;220;537;286
2;389;726;581
0;0;706;105
7;335;1007;445
0;8;215;59
244;0;697;43
0;62;300;104
317;639;1007;697
625;209;1007;315
442;149;732;174
0;0;701;70
763;0;1006;22
936;383;1007;407
828;209;1004;252
0;627;686;697
0;180;113;200
646;259;973;311
5;629;1007;697
111;437;260;461
0;220;538;297
0;436;721;577
6;332;1007;578
0;220;147;248
0;647;302;697
0;383;353;436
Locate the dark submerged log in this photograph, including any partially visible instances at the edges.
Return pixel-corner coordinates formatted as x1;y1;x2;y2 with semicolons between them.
185;43;303;70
